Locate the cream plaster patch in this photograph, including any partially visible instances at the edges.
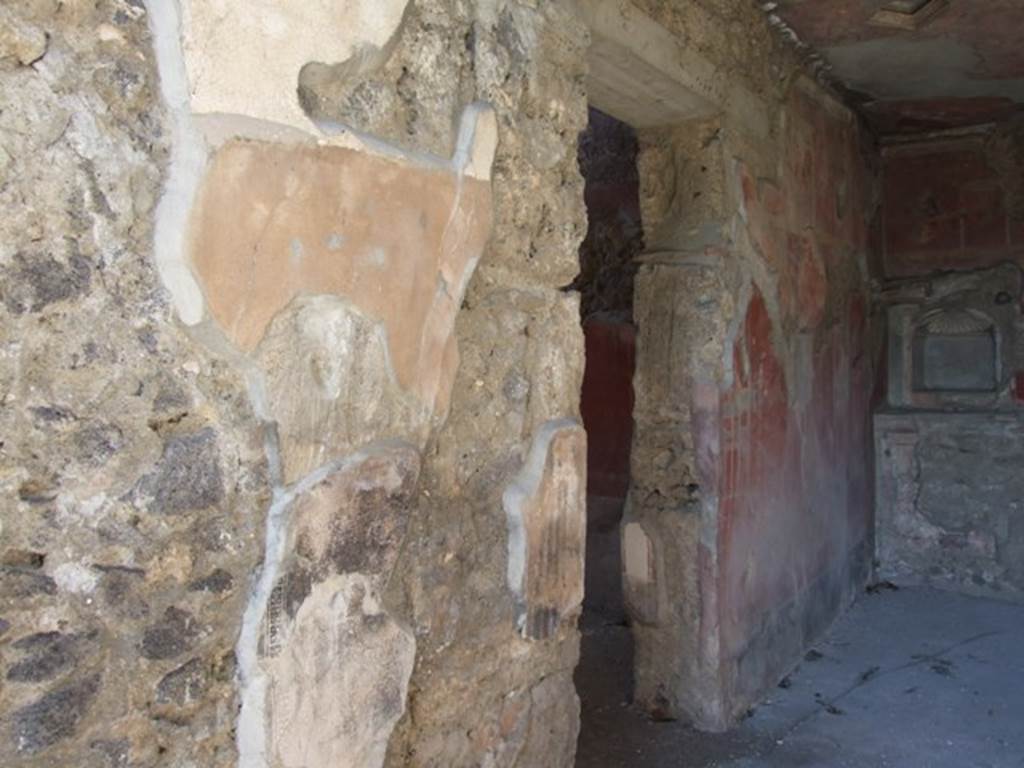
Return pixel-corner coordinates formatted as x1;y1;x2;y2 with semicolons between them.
179;0;410;132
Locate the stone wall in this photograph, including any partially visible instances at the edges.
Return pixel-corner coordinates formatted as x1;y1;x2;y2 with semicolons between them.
620;0;882;730
875;412;1024;601
1;1;589;766
1;0;887;763
0;3;266;765
874;119;1024;602
355;4;590;765
874;261;1024;601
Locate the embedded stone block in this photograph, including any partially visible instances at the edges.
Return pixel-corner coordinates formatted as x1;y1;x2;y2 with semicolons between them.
504;420;587;640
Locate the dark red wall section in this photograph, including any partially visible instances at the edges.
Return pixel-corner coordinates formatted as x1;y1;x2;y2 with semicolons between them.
883;136;1024;277
580;318;635;499
718;88;878;681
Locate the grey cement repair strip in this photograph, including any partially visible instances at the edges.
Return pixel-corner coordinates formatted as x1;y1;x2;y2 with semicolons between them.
144;0;207;327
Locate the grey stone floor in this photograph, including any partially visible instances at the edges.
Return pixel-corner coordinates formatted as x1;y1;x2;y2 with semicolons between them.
575;582;1024;767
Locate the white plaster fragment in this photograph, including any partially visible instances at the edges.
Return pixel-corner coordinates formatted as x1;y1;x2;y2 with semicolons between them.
52;562;98;595
267;574;415;768
178;0;410;132
235;454;356;768
235;442;415;768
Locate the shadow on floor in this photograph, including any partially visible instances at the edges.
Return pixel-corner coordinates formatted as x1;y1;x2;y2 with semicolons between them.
575;586;1024;767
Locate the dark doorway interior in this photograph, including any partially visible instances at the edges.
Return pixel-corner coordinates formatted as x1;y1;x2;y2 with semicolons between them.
572;107;643;755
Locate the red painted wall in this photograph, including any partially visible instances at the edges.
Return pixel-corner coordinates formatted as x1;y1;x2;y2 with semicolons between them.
580;319;635;499
717;88;878;673
882;136;1024;277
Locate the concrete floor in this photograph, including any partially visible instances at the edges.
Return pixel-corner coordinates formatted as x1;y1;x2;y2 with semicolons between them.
575;583;1024;767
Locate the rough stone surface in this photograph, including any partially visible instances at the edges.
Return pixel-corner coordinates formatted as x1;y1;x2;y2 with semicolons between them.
11;674;101;756
0;7;48;67
298;1;474;160
0;0;900;765
140;606;199;661
329;3;590;765
189;568;234;594
155;657;209;707
0;2;266;765
7;631;92;684
134;428;224;515
875;412;1024;600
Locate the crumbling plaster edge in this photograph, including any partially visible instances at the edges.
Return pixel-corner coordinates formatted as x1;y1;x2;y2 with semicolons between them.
234;440;420;768
503;418;584;635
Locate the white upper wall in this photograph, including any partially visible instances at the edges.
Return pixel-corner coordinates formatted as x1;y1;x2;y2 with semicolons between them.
179;0;409;131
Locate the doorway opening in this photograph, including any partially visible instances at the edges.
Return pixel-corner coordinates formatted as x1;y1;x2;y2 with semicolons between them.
571;106;644;747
